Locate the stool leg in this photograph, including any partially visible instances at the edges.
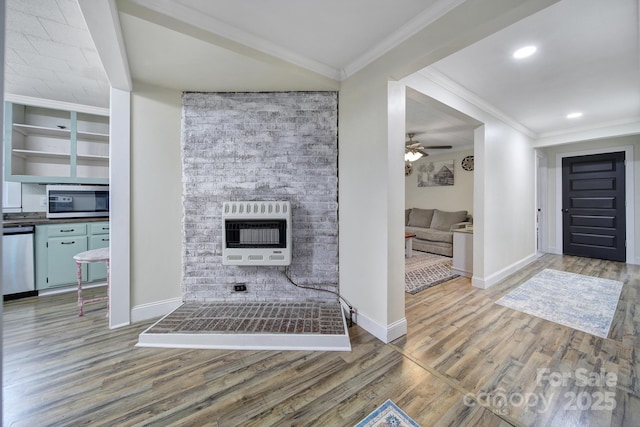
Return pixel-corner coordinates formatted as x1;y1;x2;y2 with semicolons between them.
77;261;83;317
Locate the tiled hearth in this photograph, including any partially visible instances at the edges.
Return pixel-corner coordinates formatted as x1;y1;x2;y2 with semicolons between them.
138;301;351;351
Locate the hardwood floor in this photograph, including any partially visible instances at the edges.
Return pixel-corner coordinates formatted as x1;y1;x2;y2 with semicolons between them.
3;253;639;426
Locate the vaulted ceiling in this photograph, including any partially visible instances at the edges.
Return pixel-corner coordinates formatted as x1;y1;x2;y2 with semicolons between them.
3;0;639;147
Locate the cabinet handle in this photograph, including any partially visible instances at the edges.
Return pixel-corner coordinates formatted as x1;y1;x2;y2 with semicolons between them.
102;227;109;230
102;238;109;242
60;229;75;233
61;241;76;245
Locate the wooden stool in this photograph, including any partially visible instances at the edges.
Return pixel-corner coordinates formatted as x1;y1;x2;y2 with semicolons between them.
73;247;110;317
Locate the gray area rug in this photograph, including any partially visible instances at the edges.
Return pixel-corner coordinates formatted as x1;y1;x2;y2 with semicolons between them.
405;251;458;294
495;268;623;338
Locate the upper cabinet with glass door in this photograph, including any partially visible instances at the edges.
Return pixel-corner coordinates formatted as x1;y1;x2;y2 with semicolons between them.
3;101;109;184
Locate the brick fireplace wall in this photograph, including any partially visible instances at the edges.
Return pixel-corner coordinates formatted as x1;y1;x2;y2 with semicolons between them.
181;92;338;302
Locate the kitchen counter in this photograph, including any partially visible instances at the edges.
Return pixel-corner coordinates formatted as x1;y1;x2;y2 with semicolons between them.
3;213;109;227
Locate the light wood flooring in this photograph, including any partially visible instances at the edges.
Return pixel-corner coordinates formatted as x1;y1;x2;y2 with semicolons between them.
3;253;640;426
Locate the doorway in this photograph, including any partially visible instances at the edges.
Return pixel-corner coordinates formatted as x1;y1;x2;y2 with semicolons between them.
562;151;626;262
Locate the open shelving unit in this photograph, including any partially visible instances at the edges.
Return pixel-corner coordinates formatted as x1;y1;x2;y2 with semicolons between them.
4;101;109;184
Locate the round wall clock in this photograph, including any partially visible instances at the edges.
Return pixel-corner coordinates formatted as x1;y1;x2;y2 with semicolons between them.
461;155;474;171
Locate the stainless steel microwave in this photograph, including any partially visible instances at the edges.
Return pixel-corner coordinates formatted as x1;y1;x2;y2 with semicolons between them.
46;185;109;219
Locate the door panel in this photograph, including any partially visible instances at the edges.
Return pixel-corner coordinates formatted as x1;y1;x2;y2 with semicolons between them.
562;152;625;261
47;236;87;286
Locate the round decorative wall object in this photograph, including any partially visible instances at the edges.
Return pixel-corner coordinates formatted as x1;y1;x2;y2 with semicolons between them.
461;155;474;171
405;162;413;176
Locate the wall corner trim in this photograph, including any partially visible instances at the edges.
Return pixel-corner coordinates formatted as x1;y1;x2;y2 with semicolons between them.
355;311;407;344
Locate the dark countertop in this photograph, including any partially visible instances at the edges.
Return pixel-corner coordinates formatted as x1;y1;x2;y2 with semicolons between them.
3;213;109;227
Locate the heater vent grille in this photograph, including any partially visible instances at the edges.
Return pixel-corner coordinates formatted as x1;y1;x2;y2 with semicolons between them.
222;201;292;266
223;201;289;216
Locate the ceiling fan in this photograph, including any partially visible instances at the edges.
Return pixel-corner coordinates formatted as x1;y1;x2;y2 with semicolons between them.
405;133;452;162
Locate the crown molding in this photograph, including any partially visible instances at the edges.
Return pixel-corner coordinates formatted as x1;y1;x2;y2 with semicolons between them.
342;0;466;79
128;0;342;81
534;119;640;147
4;94;110;116
127;0;466;83
417;68;537;139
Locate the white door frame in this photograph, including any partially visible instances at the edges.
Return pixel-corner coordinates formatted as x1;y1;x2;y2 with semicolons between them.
535;150;548;253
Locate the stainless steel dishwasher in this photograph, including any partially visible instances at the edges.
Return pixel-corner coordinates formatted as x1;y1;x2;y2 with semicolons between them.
2;225;36;298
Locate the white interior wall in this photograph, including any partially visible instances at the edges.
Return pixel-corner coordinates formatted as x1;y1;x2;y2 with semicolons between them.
339;77;405;342
405;148;474;214
20;184;45;212
109;86;131;328
483;122;537;279
129;81;183;320
386;82;408;338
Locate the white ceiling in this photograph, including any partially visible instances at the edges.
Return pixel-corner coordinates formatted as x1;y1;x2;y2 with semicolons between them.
430;0;640;137
3;0;639;147
4;0;110;108
405;88;480;151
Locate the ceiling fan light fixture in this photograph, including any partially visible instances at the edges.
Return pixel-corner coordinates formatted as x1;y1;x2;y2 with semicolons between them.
566;112;583;119
513;45;537;59
404;151;423;162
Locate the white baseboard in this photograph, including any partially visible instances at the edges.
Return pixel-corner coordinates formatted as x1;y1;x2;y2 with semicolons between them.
354;311;407;344
472;252;540;289
130;297;183;323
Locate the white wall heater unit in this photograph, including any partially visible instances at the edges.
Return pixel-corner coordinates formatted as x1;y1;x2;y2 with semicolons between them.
222;201;292;266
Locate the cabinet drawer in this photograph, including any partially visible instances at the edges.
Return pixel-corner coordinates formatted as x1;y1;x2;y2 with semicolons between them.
89;222;110;235
47;223;86;237
89;234;110;248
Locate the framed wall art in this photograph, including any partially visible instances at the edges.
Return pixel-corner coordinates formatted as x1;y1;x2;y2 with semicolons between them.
418;159;454;187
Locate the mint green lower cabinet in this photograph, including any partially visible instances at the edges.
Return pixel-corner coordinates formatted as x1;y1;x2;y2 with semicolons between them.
88;234;109;281
47;236;87;287
35;221;109;290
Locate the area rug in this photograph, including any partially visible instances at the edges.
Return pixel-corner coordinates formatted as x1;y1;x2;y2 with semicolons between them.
405;251;458;294
355;399;420;427
495;268;623;338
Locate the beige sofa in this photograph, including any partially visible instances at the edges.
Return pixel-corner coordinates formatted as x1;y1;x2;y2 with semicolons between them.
405;208;472;257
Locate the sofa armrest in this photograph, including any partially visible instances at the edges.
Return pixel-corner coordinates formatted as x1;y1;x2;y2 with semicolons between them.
450;221;472;231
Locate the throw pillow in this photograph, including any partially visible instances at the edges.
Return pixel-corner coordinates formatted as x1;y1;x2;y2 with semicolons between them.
407;208;434;228
405;209;411;226
430;209;468;231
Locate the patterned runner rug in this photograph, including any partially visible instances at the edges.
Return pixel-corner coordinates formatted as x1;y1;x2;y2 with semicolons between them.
405;250;458;294
495;268;623;338
355;400;420;427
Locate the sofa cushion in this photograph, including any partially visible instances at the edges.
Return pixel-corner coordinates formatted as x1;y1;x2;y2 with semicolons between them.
430;209;468;231
405;209;411;226
406;226;453;244
407;208;434;228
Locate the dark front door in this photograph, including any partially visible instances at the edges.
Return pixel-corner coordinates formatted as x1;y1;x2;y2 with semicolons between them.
562;152;626;262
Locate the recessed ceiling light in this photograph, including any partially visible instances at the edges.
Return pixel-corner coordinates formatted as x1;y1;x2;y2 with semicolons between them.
513;46;537;59
567;112;583;119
